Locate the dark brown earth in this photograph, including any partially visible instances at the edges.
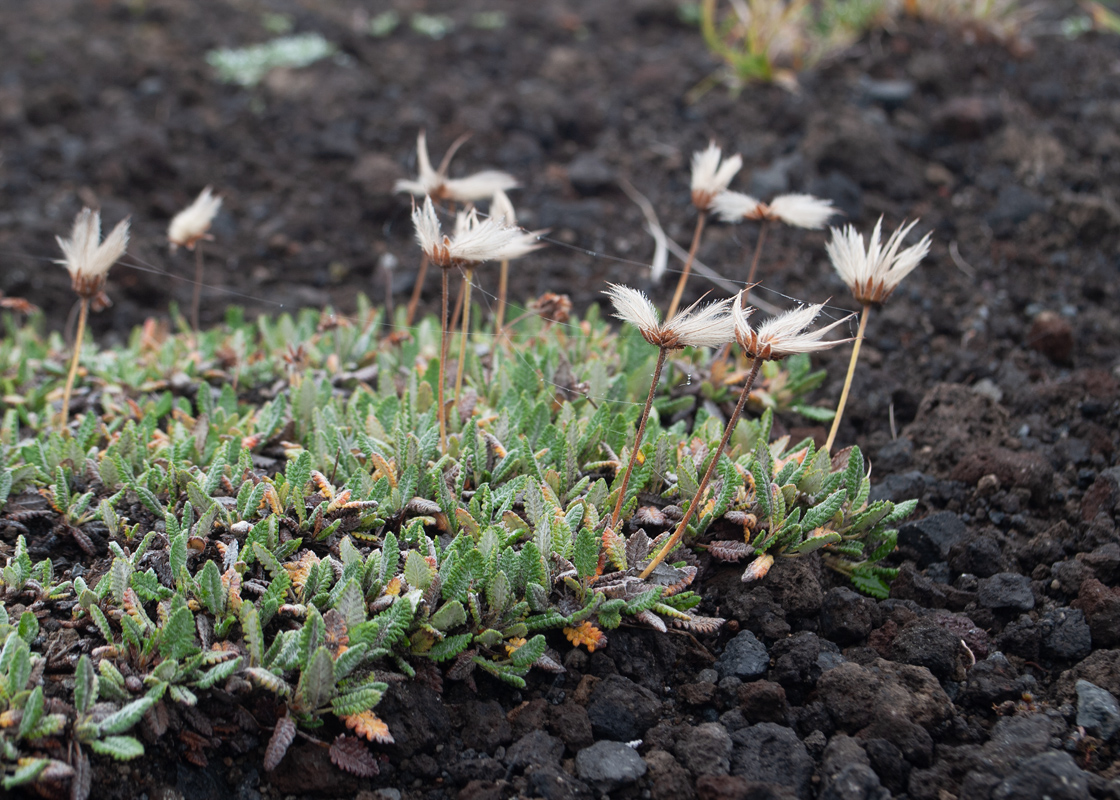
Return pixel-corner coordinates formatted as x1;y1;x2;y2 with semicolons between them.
2;1;1120;799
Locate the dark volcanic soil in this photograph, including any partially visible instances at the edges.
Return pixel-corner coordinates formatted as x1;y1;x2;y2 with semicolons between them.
2;0;1120;799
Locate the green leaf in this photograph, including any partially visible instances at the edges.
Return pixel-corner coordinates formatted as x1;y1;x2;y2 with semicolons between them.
197;559;225;616
509;634;547;668
99;695;156;735
74;654;99;715
18;686;45;740
403;549;433;591
2;759;48;789
427;633;473;662
159;605;198;661
298;646;335;712
89;735;145;761
429;600;467;632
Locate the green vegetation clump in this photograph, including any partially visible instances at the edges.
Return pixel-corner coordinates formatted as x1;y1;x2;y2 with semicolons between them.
0;298;911;791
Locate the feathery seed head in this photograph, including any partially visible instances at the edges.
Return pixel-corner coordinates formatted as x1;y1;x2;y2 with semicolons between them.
766;193;837;229
712;190;766;222
691;141;742;211
412;195;532;267
168;186;222;251
56;207;130;299
395;130;518;202
734;293;853;360
606;283;734;350
491;189;516;226
827;217;931;305
713;191;836;229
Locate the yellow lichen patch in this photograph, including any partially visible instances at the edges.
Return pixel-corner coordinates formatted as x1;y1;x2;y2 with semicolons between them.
563;621;607;653
504;637;528;657
343;711;394;743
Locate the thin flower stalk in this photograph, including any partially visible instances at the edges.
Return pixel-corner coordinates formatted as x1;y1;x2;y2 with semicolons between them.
491;189;517;334
168;186;222;334
711;190;836;302
640;293;852;579
824;219;931;451
55;207;130;427
666;142;742;319
604;284;734;531
412;197;534;451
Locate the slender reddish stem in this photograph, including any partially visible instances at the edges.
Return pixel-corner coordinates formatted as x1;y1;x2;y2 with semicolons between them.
191;243;204;335
640;357;763;579
438;267;450;453
744;220;769;300
666;213;706;320
610;347;669;530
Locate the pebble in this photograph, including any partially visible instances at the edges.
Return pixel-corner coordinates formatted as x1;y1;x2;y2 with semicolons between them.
715;630;770;681
1040;608;1092;661
860;76;916;109
897;511;967;567
586;675;661;741
820;587;878;646
672;721;733;776
1075;680;1120;741
977;572;1035;611
1027;310;1074;365
574;740;647;791
990;751;1089;800
730;723;814;798
566;152;615;196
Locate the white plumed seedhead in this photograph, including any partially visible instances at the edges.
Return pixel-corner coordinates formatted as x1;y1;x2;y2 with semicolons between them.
168;186;222;251
734;295;853;361
56;207;130;299
712;191;836;229
395;130;518;202
711;190;766;223
690;141;742;211
606;284;734;350
412;195;538;267
766;194;837;229
827;217;932;305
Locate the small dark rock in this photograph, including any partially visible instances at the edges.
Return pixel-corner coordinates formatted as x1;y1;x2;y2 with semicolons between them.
875;438;914;472
977;572;1035;611
821;587;878;646
990;751;1089;800
566;152;615;196
457;700;512;753
771;632;842;694
1075;679;1120;741
506;730;564;771
447;756;506;785
575;740;647;792
715;630;770;682
737;680;787;724
696;775;799;800
947;534;1004;578
1040;607;1092;661
1081;467;1120;522
962;652;1035;709
1027;310;1074;365
730;723;814;799
950;449;1054;504
586;674;661;741
933;96;1003;139
858;716;935;769
890;619;964;681
525;765;593;800
985;185;1049;235
820;764;890;800
548;701;595;752
863;738;910;795
860;76;916;109
1072;578;1120;648
673;722;733;776
897;512;967;567
869;470;928;504
818;660;952;733
643;749;695;800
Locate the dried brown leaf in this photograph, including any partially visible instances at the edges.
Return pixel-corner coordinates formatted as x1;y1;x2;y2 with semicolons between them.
264;716;297;771
330;735;380;777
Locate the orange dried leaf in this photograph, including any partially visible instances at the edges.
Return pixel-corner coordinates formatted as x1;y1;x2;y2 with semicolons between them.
342;711;394;744
563;621;607;653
